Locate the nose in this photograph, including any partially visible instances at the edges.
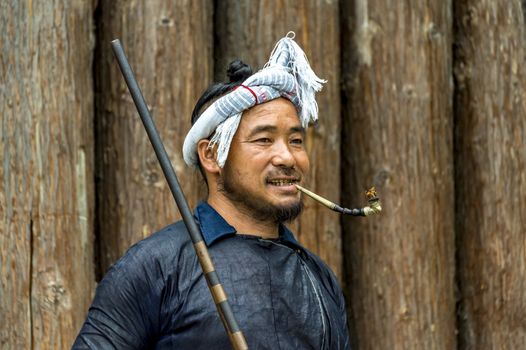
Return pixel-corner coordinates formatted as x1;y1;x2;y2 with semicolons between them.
270;140;295;168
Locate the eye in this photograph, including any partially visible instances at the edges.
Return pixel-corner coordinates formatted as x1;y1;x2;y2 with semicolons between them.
255;138;272;144
290;137;303;145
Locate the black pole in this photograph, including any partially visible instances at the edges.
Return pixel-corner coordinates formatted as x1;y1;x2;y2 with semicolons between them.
110;39;248;350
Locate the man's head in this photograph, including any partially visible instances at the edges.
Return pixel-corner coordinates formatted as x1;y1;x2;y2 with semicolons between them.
182;33;325;224
197;98;309;223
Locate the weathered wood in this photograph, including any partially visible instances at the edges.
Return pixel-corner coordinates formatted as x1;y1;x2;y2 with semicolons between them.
0;1;95;349
215;0;342;280
341;1;456;348
454;1;526;348
96;0;213;273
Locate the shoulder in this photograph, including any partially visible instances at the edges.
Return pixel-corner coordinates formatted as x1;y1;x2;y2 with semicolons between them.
298;244;344;298
302;246;337;278
92;220;197;319
77;221;193;348
136;220;191;250
103;220;194;285
281;229;338;285
128;220;192;259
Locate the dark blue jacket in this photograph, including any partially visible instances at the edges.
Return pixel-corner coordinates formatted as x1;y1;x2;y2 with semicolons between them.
73;202;350;349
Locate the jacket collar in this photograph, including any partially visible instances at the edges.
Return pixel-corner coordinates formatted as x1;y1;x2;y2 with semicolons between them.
195;201;300;247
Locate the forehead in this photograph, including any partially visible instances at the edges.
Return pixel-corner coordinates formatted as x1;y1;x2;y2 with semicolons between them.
238;98;301;132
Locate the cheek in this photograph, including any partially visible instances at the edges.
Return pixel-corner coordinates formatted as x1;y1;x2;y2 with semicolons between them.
296;151;310;172
232;168;243;177
230;159;263;182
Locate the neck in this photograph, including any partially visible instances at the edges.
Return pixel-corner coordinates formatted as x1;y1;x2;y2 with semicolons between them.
207;194;280;239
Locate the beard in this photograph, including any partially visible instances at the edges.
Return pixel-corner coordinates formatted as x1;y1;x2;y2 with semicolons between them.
218;166;304;224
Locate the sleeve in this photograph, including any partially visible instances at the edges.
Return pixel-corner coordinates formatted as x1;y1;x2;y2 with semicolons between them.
72;243;166;349
337;282;351;350
304;252;351;350
326;265;351;350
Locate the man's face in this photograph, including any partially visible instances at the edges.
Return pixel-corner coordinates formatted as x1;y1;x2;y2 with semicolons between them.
218;98;310;223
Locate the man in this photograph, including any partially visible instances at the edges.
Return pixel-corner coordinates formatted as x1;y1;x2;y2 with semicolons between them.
73;33;350;349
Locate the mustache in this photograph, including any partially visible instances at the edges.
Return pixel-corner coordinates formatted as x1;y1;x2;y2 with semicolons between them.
265;167;302;180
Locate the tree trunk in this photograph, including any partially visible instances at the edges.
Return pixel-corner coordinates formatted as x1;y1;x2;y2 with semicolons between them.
215;0;343;280
454;1;526;348
95;0;213;273
0;1;95;349
341;1;456;348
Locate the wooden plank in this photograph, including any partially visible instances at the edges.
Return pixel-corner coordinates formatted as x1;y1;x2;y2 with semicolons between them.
95;0;213;272
341;1;456;348
215;0;342;280
0;1;95;348
454;1;526;347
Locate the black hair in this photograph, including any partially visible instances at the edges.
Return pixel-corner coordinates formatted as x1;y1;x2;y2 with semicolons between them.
191;60;253;125
191;60;253;186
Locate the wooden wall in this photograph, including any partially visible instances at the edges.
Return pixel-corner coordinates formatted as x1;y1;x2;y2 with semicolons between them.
1;0;525;349
1;1;95;348
454;1;526;347
341;0;456;348
94;0;213;276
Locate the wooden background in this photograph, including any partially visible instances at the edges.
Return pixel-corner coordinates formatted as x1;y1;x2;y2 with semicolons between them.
1;0;525;349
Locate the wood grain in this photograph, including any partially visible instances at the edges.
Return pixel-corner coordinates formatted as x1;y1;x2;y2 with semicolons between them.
454;0;526;347
341;0;456;348
95;0;213;273
0;1;96;348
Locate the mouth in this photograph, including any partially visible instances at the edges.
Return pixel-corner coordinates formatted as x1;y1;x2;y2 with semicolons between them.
267;178;300;187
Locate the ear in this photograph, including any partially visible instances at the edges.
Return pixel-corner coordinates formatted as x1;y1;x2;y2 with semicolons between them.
197;139;220;175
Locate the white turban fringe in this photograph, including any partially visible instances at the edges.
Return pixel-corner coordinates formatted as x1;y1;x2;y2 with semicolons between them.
182;32;326;168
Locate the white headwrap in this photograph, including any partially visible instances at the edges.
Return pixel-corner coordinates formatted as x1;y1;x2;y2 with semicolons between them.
183;32;326;167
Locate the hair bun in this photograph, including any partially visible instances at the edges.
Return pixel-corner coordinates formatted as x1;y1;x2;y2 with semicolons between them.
226;60;253;83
